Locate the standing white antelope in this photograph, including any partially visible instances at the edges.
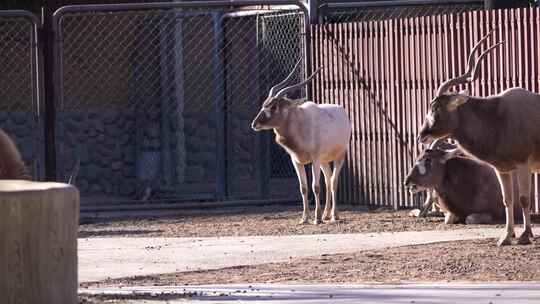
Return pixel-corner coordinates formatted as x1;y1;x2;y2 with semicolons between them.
418;31;539;246
251;62;352;224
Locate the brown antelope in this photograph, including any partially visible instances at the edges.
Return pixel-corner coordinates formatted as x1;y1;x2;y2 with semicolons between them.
418;31;540;246
405;139;516;225
251;62;352;224
0;128;79;184
0;129;31;180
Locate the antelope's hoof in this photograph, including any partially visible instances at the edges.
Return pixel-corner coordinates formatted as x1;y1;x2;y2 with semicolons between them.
517;229;533;245
497;235;513;247
298;217;308;225
322;212;331;221
313;219;321;225
517;234;532;245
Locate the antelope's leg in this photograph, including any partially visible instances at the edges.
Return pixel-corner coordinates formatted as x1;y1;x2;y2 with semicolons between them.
516;166;533;245
330;156;345;222
495;171;516;246
311;159;322;225
292;160;309;224
321;163;333;221
418;190;434;217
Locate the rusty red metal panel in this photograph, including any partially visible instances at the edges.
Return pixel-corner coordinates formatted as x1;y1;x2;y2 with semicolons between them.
536;7;540;93
363;20;373;205
397;17;406;206
403;16;409;202
343;23;356;202
351;21;358;204
356;20;366;204
347;23;355;205
313;25;320;103
523;8;529;91
310;7;540;212
358;20;367;205
414;16;422;206
366;19;375;205
374;19;383;205
489;9;496;95
510;9;516;87
382;19;392;207
351;21;359;204
383;19;393;207
326;24;332;103
366;20;375;205
383;20;391;207
421;16;428;146
517;8;524;89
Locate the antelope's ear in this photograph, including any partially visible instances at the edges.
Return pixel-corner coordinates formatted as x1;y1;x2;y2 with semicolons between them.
447;92;469;112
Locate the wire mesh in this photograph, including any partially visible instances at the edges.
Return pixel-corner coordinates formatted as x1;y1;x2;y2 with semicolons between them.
54;6;306;202
0;15;43;180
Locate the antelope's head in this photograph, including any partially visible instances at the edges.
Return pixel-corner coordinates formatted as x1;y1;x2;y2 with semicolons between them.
251;61;321;131
418;31;504;145
404;139;460;194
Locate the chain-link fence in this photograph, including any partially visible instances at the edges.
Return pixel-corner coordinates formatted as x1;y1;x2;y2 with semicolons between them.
0;12;43;180
53;3;307;204
319;1;484;24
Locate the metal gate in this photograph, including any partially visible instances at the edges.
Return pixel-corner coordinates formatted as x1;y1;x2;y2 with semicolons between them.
51;2;309;205
0;11;44;180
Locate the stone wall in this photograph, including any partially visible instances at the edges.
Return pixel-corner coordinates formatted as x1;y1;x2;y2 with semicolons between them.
55;108;216;200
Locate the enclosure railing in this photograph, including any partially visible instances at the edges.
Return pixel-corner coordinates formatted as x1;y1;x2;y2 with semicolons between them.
3;3;540;213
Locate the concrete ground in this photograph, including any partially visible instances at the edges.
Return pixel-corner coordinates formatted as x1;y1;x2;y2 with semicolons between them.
80;283;540;303
79;227;540;283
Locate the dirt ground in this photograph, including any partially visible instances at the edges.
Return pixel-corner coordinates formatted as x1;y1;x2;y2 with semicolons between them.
81;236;540;290
79;203;540;290
79;204;499;238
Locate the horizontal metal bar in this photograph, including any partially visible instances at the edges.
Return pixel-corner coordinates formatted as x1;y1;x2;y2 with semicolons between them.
0;10;41;27
221;6;299;18
319;0;483;10
53;0;308;32
52;1;307;19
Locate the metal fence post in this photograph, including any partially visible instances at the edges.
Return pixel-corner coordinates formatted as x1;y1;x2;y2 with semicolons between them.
35;14;46;181
43;1;59;181
308;0;319;24
213;12;227;200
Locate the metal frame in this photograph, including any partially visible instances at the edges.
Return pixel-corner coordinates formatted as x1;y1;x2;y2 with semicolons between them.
319;0;484;9
315;0;484;23
0;10;40;24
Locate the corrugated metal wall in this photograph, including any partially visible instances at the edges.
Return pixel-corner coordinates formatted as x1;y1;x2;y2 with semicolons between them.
312;7;540;212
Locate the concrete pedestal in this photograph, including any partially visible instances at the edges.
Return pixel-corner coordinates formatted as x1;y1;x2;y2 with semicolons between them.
0;180;79;304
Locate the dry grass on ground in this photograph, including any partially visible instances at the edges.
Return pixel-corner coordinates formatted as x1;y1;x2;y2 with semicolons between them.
79;204;499;238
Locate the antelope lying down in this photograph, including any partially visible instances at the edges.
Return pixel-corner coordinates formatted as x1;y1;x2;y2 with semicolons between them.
418;31;539;246
405;140;516;225
251;62;352;224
